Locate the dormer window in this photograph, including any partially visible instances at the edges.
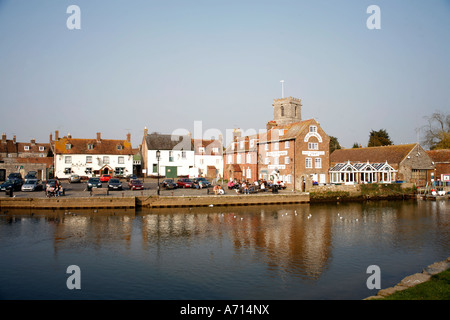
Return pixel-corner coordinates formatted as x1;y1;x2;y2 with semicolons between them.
199;147;205;153
24;146;30;151
116;145;123;150
87;144;94;150
39;146;45;151
65;144;71;150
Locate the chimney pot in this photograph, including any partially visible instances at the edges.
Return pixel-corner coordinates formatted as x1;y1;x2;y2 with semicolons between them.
97;132;101;142
55;130;59;141
126;133;131;142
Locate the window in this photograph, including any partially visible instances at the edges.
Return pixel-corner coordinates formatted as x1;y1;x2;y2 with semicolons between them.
86;156;92;164
65;156;72;164
212;147;219;153
231;143;235;151
40;154;45;157
246;168;251;179
237;154;241;164
308;143;319;150
279;129;284;136
87;144;94;150
153;164;158;173
274;142;279;150
250;139;254;148
118;156;124;164
227;155;232;164
103;156;110;164
281;106;284;116
285;157;290;164
309;126;317;133
200;159;204;165
116;145;123;150
286;174;292;183
264;144;269;151
240;141;244;149
65;144;71;150
24;146;30;151
305;157;312;168
39;146;45;151
315;158;322;168
265;157;269;165
199;147;205;153
115;167;125;175
274;157;279;165
169;151;174;162
181;151;186;159
64;168;72;174
285;141;290;149
216;158;220;165
246;153;252;164
85;168;92;175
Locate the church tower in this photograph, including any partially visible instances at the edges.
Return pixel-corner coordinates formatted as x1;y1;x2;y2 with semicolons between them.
267;96;302;129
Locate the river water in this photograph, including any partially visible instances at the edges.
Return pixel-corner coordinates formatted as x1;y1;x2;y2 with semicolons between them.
0;199;448;300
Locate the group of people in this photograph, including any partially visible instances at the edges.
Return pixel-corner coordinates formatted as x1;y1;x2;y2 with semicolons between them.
226;179;285;194
46;181;64;197
212;184;225;195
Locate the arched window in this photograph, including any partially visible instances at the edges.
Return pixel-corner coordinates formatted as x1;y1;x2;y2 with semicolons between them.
281;106;284;117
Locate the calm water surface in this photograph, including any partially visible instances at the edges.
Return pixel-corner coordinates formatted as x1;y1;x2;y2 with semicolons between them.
0;199;448;300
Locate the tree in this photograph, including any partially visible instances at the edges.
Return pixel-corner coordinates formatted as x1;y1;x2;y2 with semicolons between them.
421;111;450;150
368;129;393;147
329;136;342;153
352;142;361;148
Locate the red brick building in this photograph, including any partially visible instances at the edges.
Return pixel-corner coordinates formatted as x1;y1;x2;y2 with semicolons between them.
426;149;450;183
223;97;330;191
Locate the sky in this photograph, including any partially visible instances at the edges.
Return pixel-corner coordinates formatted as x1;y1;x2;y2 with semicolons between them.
0;0;449;149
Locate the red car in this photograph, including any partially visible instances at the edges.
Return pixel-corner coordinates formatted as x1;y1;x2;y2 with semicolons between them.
100;174;112;182
177;178;194;188
128;179;144;190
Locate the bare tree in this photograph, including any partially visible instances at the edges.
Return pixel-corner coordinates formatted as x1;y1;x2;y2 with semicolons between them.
421;111;450;150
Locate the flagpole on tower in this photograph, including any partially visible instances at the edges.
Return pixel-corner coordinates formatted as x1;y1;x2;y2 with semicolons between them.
280;80;285;98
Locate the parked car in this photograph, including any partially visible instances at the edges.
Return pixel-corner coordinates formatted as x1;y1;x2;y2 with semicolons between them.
177;178;194;188
100;174;112;182
128;179;144;190
21;179;43;191
8;172;22;180
194;177;212;188
126;174;138;181
160;179;178;189
87;177;102;190
0;179;22;191
69;174;81;183
108;178;123;190
25;171;37;180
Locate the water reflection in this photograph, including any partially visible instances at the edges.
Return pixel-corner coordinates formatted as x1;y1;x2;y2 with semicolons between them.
0;200;448;299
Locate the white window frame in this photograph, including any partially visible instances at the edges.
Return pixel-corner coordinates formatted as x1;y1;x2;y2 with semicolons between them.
24;146;30;151
309;125;317;133
274;142;279;150
265;157;269;165
65;156;72;164
118;156;124;164
315;158;322;168
227;155;232;164
246;168;251;179
308;142;319;150
285;141;290;149
305;157;312;168
86;156;92;164
264;144;268;151
103;156;110;164
246;153;251;164
237;154;241;164
285;156;290;164
39;146;45;151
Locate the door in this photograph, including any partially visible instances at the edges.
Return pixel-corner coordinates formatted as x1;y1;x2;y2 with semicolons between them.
165;166;177;179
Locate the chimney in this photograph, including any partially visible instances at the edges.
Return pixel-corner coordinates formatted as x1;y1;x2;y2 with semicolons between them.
13;135;16;144
67;133;72;139
144;127;148;136
2;133;6;144
126;133;131;143
96;132;101;142
50;133;53;142
31;138;36;145
55;130;59;141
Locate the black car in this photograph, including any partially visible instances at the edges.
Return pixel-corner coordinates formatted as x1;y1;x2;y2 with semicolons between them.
108;178;123;190
194;177;212;188
8;173;22;180
0;179;22;191
160;179;178;189
87;177;102;190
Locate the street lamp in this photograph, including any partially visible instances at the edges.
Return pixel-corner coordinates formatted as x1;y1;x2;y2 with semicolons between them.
156;150;161;195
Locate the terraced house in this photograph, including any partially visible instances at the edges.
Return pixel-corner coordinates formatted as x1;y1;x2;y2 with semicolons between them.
51;130;134;179
0;133;53;181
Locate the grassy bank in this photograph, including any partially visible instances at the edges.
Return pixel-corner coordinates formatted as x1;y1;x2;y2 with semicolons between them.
379;269;450;300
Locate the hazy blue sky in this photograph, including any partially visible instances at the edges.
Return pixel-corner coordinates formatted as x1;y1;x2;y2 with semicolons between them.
0;0;449;148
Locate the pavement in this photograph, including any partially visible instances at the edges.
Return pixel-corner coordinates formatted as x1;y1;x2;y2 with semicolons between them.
1;178;294;199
